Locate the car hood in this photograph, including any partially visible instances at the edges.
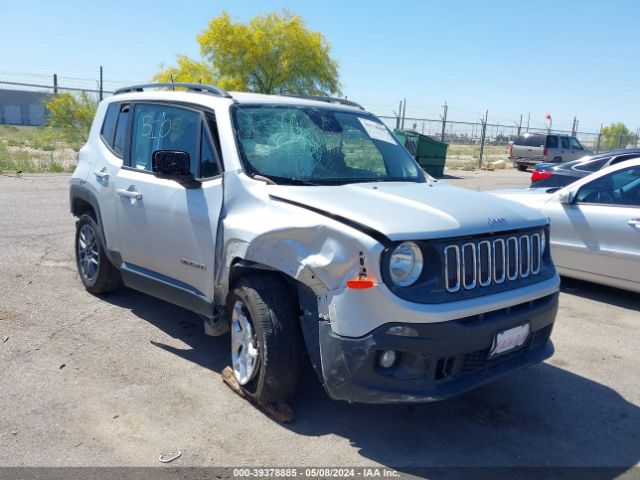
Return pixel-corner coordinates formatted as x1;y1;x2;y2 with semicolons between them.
489;188;557;210
270;181;548;241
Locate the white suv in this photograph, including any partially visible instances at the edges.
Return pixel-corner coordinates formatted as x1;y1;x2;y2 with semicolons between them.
70;83;559;404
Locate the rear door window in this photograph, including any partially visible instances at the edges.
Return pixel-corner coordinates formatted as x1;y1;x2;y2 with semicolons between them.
560;137;570;149
546;136;559;148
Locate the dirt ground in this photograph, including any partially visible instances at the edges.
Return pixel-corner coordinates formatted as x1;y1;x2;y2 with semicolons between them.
0;170;638;473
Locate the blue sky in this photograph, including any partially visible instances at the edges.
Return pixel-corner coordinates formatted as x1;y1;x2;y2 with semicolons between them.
0;0;637;132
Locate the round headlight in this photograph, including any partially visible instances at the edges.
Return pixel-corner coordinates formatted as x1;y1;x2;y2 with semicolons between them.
389;241;423;287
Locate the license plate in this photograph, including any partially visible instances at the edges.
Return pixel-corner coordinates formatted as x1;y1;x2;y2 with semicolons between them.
489;323;530;358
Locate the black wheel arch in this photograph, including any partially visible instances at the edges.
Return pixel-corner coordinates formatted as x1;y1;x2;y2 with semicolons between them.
227;259;325;383
70;183;102;223
69;183;121;267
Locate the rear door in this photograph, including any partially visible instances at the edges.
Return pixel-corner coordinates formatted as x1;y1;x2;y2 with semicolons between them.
112;102;224;312
559;136;570;160
544;165;640;287
545;135;559;161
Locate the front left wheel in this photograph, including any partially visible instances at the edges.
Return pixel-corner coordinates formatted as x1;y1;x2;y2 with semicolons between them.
75;213;122;294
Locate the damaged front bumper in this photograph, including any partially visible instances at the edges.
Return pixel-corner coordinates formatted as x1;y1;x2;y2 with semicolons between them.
317;292;558;403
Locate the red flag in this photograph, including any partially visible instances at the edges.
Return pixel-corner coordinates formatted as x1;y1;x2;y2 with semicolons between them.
544;113;552;120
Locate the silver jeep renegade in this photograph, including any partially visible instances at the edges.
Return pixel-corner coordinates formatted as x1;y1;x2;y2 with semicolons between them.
70;83;559;404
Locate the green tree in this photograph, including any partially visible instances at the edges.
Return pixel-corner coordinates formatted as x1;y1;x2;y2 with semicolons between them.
155;11;341;95
44;92;96;142
601;122;637;150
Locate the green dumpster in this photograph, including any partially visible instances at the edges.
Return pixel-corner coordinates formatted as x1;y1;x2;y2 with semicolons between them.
395;130;448;177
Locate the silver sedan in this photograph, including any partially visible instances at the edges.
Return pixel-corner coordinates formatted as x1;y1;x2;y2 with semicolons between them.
491;159;640;293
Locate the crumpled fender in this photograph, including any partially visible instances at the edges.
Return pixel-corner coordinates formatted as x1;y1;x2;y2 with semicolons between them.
214;173;384;306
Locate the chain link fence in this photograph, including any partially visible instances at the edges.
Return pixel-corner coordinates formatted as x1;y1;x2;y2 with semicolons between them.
378;115;607;169
0;77;109;173
0;74;635;173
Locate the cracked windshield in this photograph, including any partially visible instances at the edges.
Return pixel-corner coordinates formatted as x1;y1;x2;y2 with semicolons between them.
232;106;423;184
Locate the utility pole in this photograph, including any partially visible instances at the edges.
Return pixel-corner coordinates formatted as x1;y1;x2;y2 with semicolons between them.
401;98;407;130
571;116;577;136
53;74;58;94
479;110;488;167
99;66;104;101
526;112;530;132
516;113;523;136
440;101;448;142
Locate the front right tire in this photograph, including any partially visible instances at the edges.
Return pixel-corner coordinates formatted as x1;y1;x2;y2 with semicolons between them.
227;274;300;403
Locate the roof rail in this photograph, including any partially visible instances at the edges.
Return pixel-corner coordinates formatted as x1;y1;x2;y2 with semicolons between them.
113;83;232;98
281;93;364;110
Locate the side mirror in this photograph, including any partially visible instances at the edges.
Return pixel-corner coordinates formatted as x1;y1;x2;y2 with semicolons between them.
152;150;195;184
558;189;575;205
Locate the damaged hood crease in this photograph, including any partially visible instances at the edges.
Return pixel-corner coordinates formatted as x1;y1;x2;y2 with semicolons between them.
269;182;548;242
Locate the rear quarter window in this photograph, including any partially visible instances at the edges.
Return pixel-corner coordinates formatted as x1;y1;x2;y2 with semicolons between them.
100;103;119;146
529;135;545;147
574;158;607;172
515;134;545;147
112;105;130;157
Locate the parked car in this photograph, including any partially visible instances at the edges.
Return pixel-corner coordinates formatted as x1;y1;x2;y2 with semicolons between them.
70;83;559;405
492;159;640;293
509;133;591;171
530;149;640;188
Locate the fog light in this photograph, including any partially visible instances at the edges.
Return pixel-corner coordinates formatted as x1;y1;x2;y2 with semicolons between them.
378;350;397;368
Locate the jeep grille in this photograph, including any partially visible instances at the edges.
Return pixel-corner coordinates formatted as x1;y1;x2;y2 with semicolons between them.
444;233;542;293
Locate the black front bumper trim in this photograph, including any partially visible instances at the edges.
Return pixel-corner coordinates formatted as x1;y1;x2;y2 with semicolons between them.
318;293;558;404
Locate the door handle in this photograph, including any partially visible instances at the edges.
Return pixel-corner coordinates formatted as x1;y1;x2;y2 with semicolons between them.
628;218;640;228
94;168;109;179
116;188;142;200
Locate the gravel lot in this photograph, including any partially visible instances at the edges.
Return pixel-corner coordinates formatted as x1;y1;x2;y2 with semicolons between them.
0;170;638;472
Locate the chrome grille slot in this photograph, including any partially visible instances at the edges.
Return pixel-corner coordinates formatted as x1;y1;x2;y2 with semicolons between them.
444;245;461;292
443;230;544;294
478;240;492;287
493;238;506;284
506;236;519;281
462;243;477;289
519;236;530;278
531;233;541;274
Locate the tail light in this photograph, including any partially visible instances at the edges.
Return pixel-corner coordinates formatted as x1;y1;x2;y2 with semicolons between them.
531;170;553;183
543;147;548;157
509;144;513;156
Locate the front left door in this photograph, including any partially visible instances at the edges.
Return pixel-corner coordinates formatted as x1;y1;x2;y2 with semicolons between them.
545;165;640;287
113;102;224;313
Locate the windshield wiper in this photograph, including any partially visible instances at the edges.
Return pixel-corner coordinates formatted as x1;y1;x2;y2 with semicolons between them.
326;177;422;185
251;173;320;186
